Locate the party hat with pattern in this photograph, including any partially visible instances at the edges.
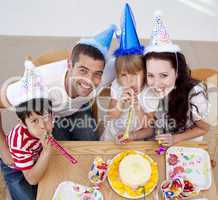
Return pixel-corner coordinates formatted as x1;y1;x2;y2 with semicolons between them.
17;59;47;105
144;11;181;54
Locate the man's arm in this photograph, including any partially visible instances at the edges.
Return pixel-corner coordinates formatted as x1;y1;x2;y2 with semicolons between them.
0;82;15;165
0;113;14;166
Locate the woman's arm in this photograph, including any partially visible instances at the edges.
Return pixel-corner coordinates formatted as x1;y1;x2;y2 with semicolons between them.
130;127;154;141
156;120;209;146
173;120;209;143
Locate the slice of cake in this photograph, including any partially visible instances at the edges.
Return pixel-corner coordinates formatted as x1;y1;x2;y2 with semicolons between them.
119;154;151;189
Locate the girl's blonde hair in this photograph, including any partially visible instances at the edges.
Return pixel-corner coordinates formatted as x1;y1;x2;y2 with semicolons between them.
115;55;145;76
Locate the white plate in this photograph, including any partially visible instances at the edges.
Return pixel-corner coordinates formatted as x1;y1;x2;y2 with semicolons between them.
166;147;212;190
52;181;104;200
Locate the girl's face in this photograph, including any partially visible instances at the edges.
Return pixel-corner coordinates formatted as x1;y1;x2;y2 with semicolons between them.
146;58;177;97
118;69;145;94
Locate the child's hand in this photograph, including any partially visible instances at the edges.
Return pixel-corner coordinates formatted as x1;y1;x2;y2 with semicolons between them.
40;133;52;154
121;88;137;105
115;133;135;144
155;133;175;147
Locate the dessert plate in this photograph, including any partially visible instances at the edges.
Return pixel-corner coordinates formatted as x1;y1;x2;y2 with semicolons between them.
166;147;212;190
107;150;158;199
52;181;104;200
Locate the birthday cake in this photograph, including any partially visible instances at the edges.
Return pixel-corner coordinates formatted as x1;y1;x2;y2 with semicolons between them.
108;150;158;198
119;154;151;189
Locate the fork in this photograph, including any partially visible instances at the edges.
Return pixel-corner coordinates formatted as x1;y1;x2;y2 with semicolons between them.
144;186;146;200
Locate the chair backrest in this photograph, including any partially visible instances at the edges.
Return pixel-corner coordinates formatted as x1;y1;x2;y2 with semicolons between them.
191;68;218;163
191;68;218;86
33;49;69;66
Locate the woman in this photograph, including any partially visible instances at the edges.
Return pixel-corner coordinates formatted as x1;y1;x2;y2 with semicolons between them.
143;14;209;146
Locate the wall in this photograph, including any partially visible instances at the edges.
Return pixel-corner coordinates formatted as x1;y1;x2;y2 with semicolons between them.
0;0;218;41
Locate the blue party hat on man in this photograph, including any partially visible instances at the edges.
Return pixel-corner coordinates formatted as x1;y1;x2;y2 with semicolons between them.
79;24;116;59
114;3;144;56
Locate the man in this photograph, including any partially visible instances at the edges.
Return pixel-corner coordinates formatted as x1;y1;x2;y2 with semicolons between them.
0;25;116;166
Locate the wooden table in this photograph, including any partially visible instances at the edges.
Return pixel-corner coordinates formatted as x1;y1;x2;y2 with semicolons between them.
37;141;217;200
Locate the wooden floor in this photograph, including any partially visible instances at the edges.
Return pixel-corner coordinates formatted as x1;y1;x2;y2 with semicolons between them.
0;172;7;200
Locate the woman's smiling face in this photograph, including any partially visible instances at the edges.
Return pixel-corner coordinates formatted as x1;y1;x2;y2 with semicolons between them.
146;58;177;97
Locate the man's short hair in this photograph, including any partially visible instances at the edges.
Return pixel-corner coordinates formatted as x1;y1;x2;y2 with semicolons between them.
71;44;105;66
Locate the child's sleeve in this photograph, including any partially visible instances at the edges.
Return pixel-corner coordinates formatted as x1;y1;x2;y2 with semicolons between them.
10;148;35;171
7;127;36;171
110;80;123;100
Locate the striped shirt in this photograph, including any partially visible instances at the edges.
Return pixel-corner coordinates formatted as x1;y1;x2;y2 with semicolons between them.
7;124;42;171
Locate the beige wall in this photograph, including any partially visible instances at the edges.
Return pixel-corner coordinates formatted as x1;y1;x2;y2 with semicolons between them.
0;36;218;132
1;0;218;42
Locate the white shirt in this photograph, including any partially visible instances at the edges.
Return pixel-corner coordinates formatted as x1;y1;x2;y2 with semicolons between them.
102;79;159;141
187;83;209;126
6;58;116;117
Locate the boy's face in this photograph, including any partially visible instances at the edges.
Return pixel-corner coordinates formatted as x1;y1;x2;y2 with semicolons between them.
68;53;105;97
24;112;53;139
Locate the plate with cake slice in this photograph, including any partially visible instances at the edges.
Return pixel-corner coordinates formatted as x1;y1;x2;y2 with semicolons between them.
52;181;104;200
107;150;159;199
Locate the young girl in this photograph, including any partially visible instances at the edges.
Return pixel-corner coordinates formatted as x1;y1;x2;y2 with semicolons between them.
101;3;159;142
143;13;209;146
101;55;158;142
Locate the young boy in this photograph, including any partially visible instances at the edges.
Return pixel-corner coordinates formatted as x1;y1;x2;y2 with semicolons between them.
7;98;53;199
1;60;53;200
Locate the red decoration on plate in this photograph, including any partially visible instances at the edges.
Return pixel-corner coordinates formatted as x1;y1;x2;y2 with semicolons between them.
173;166;185;175
168;154;179;166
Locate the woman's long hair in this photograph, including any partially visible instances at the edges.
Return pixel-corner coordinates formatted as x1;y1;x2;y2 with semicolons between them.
144;52;202;131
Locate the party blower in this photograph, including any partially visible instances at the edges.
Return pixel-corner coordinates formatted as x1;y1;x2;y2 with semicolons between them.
47;133;77;165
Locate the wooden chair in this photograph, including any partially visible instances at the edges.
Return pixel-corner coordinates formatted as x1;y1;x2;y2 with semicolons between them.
191;68;218;86
191;68;218;168
32;49;69;66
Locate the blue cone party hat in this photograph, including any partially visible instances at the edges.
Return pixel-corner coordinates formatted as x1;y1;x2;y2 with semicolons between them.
114;3;144;56
79;24;116;58
144;11;181;54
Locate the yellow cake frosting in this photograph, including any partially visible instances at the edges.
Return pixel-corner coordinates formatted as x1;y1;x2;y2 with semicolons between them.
119;154;151;189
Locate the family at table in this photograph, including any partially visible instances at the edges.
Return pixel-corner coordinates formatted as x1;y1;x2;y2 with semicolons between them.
0;3;209;200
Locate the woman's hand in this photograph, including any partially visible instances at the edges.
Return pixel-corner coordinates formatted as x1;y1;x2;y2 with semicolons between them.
155;133;176;147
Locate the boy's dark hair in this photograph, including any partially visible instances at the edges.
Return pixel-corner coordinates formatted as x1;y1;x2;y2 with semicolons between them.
71;44;105;66
16;98;52;125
